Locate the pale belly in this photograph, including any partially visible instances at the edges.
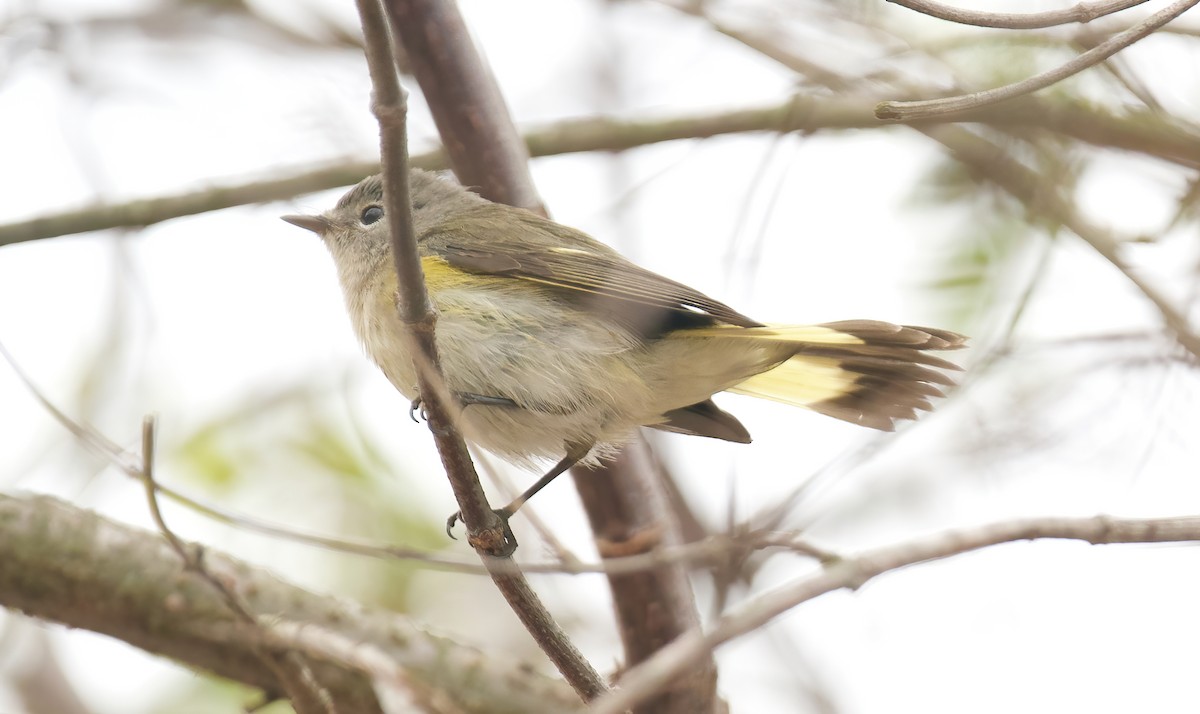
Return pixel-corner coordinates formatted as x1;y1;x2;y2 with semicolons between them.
351;271;776;466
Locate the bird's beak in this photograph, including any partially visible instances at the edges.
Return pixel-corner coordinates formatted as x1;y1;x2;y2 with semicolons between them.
281;214;331;235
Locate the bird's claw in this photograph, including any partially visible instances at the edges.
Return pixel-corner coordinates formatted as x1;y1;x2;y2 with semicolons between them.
446;508;518;557
408;398;427;423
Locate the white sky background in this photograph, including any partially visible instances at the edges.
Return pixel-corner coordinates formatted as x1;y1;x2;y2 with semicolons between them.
2;0;1200;712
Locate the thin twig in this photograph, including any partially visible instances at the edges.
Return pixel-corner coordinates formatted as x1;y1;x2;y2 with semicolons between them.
260;621;420;713
669;2;1200;361
924;124;1200;360
357;0;608;702
353;0;508;556
592;513;1200;714
140;416;336;714
876;0;1200;120
885;0;1148;30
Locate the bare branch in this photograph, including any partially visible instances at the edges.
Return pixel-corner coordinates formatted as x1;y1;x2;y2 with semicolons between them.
659;3;1200;360
382;0;719;704
924;124;1200;360
593;513;1200;714
572;438;718;713
358;0;609;702
354;0;512;555
885;0;1149;30
382;0;542;212
3;95;1198;246
0;161;380;247
0;493;584;714
876;0;1200;120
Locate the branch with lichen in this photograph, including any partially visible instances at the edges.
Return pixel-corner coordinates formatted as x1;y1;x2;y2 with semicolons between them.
0;492;582;714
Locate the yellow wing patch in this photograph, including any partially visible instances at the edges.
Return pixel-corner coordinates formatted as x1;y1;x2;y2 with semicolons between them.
421;255;511;290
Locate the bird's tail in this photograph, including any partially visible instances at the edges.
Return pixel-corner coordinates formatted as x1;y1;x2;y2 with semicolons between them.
686;320;967;431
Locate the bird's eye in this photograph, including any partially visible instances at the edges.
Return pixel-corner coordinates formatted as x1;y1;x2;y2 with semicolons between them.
360;206;384;225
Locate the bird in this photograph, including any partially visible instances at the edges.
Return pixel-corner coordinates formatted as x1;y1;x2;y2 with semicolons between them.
283;169;967;550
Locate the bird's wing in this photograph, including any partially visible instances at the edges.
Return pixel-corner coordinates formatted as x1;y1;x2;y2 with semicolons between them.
422;207;762;329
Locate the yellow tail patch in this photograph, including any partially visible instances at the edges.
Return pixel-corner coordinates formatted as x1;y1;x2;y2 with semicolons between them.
728;356;857;408
679;320;965;430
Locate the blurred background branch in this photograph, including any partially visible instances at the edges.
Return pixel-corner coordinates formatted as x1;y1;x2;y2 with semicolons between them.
3;0;1200;711
4;93;1197;246
0;492;583;714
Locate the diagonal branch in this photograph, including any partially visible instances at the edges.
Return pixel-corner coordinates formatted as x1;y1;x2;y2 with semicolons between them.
885;0;1149;30
877;0;1200;120
593;513;1200;714
380;1;711;710
923;124;1200;360
353;0;510;555
358;0;609;702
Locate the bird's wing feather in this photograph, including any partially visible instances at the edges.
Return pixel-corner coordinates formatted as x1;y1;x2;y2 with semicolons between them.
422;207;762;328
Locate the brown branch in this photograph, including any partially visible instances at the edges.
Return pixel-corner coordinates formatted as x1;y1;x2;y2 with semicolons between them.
3;95;1198;247
0;493;584;714
593;513;1200;714
885;0;1149;29
876;0;1200;120
0;161;381;247
382;0;542;213
377;0;712;707
572;438;718;713
354;0;510;556
377;2;719;708
361;0;609;702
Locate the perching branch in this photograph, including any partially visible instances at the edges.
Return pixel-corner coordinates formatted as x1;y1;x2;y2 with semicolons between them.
355;0;609;703
376;2;719;709
593;513;1200;714
876;0;1200;120
353;0;510;556
382;0;542;213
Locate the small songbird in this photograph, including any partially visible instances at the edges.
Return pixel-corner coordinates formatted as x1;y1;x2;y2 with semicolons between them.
284;169;966;548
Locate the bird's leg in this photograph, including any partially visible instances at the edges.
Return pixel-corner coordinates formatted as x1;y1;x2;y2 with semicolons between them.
445;442;593;552
458;392;519;408
409;391;518;423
